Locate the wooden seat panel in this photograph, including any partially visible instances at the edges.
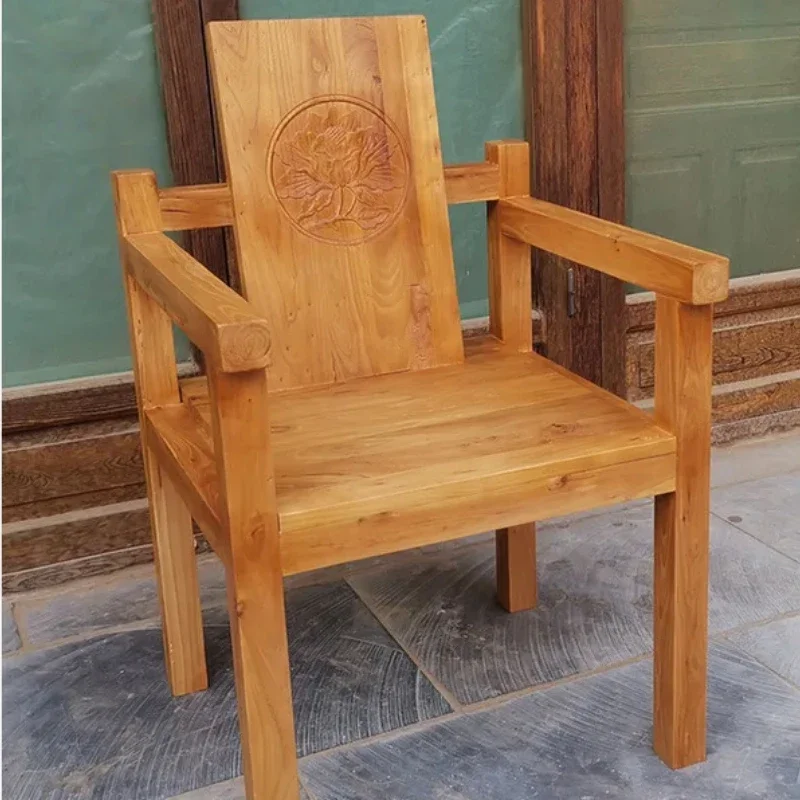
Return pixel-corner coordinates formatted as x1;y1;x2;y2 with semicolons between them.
175;337;676;571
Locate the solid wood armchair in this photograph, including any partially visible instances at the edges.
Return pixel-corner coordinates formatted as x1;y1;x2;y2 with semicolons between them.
112;17;729;799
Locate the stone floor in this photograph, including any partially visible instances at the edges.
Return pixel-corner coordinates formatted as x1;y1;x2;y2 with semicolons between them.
3;431;799;800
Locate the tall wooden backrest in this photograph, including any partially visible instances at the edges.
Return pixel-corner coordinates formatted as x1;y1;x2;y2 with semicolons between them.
206;17;464;390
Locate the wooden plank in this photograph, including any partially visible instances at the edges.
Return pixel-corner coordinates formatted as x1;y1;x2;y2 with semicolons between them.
156;161;506;232
3;500;151;574
653;298;713;769
496;523;537;612
151;0;229;284
282;453;675;576
159;184;234;231
206;367;300;800
486;141;533;352
637;315;800;389
114;168;208;697
500;197;729;305
123;231;271;373
144;405;225;561
2;376;138;434
207;17;464;390
445;162;501;204
2;423;143;508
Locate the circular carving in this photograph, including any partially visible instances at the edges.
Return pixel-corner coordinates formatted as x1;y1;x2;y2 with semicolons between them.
269;96;410;245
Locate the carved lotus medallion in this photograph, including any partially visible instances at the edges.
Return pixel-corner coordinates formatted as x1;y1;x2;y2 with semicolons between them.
269;97;410;244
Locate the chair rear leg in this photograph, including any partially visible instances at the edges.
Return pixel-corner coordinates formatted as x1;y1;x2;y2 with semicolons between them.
496;523;537;612
146;455;208;696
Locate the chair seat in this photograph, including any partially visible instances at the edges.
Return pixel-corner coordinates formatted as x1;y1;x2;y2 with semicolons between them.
156;336;675;574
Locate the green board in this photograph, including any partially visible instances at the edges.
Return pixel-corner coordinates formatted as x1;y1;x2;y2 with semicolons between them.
626;0;800;281
2;1;522;388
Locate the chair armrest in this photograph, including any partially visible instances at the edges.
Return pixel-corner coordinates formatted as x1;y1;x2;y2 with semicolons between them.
123;232;271;372
498;196;729;305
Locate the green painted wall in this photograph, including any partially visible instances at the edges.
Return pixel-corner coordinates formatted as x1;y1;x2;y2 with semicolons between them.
2;1;523;388
2;2;177;388
625;0;800;281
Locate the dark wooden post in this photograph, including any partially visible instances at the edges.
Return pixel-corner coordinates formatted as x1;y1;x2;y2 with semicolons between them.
524;0;626;395
151;0;240;286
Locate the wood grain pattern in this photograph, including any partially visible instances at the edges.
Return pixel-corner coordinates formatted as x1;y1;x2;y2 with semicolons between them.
206;367;300;800
123;229;271;373
155;161;504;233
500;197;730;305
653;299;713;769
114;168;208;698
167;337;676;577
496;523;537;613
486;140;533;352
207;17;464;390
445;162;502;204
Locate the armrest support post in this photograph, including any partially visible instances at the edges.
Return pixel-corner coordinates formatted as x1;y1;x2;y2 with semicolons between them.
486;140;533;351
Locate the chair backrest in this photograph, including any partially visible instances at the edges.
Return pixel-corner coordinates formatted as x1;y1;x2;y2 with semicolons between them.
207;16;464;391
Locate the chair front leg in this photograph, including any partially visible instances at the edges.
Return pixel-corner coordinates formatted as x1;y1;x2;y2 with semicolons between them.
653;297;713;769
208;366;300;800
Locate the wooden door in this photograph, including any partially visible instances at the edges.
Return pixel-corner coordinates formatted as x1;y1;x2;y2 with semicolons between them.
626;1;800;280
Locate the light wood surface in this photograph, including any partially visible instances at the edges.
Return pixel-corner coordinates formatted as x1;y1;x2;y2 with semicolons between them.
445;162;502;204
496;523;537;612
123;232;270;373
159;183;234;231
112;170;207;697
499;196;730;305
207;367;299;800
171;337;676;575
653;298;713;768
112;17;729;796
486;141;533;351
157;161;503;232
207;16;464;391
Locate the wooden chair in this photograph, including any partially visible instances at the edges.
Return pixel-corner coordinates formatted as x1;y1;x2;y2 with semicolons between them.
111;16;729;799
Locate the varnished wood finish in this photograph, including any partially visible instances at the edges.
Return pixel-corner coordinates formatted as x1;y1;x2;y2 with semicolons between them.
485;140;536;608
172;337;676;576
207;17;464;390
496;523;537;612
486;141;533;352
123;229;271;373
500;197;730;305
207;367;299;800
653;299;713;769
110;17;730;796
113;170;208;697
445;162;502;204
156;161;504;234
159;183;234;231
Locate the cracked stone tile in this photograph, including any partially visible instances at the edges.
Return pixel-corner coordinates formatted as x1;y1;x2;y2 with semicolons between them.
20;559;227;647
2;601;22;654
349;503;800;704
2;581;449;799
712;472;800;563
302;642;800;800
727;615;800;689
